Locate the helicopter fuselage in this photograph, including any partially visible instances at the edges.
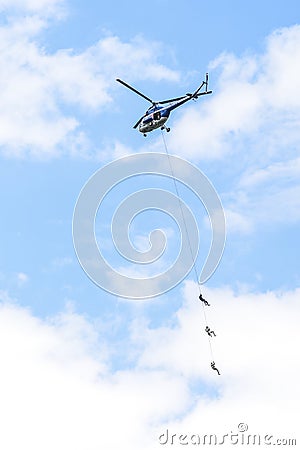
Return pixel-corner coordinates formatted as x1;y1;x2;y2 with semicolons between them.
139;105;170;133
138;97;193;134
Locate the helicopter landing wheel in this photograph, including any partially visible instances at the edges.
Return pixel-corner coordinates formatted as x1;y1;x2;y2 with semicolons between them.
143;133;147;137
161;126;170;132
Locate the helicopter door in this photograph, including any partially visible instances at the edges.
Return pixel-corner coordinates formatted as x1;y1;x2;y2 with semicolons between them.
153;111;161;120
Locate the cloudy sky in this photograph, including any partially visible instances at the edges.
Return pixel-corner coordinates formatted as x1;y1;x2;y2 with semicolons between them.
1;1;300;449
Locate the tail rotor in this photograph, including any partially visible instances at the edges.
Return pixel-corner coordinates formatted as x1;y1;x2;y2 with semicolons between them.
205;72;209;93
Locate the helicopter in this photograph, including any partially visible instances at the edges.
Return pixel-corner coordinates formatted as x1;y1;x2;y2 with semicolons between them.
116;73;212;136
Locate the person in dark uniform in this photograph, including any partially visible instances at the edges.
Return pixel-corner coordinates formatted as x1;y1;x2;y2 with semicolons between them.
211;361;220;375
199;294;210;306
205;326;216;337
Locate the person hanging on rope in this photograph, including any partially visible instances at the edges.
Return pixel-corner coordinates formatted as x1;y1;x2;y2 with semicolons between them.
211;361;221;375
205;326;216;337
199;294;210;306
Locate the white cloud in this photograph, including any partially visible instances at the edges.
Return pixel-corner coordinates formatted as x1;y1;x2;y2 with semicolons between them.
0;0;66;18
239;156;300;189
17;272;29;284
0;299;189;450
51;256;73;268
162;25;300;233
0;289;16;302
136;282;300;437
0;9;179;159
0;283;299;449
93;35;180;83
169;25;300;161
222;155;300;233
223;208;253;234
99;139;136;161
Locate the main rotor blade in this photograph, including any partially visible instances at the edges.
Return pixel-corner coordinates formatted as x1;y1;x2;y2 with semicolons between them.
158;74;210;104
116;78;154;104
133;116;143;129
159;95;188;104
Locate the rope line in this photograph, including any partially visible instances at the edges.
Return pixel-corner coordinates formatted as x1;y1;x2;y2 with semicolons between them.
161;130;215;361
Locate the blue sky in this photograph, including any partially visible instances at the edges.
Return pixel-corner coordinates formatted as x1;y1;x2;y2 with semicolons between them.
1;1;300;449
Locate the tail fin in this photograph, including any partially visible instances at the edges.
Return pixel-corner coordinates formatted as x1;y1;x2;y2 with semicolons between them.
193;73;212;99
